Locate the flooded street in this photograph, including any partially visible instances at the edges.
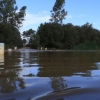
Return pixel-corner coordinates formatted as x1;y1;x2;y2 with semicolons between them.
0;49;100;100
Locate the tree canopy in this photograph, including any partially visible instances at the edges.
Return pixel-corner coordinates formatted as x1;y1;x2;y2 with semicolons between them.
0;0;26;48
50;0;67;24
36;22;100;50
0;0;26;28
22;29;35;38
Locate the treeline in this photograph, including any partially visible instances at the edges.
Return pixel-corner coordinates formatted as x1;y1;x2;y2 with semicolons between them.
29;22;100;50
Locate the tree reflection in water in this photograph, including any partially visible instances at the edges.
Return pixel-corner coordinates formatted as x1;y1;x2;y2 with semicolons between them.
0;69;25;93
0;52;27;93
50;77;67;92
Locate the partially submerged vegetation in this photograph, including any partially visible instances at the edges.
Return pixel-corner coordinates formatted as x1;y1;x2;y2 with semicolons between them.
22;0;100;50
0;0;100;50
73;41;100;50
28;22;100;50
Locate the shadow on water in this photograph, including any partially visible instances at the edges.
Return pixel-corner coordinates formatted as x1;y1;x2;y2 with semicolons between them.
0;50;100;99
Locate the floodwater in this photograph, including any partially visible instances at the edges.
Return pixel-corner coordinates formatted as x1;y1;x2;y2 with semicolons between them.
0;49;100;100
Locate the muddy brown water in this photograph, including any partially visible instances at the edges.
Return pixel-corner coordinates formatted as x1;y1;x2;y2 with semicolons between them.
0;49;100;100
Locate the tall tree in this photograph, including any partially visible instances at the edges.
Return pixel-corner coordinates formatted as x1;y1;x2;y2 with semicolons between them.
0;0;26;48
50;0;67;24
0;0;26;28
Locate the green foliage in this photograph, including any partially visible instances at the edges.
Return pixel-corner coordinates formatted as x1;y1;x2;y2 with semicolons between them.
29;34;40;49
0;0;26;49
22;29;35;38
36;22;100;50
22;29;35;45
0;23;23;49
0;0;26;28
50;0;67;23
73;41;100;50
62;23;78;49
37;22;64;49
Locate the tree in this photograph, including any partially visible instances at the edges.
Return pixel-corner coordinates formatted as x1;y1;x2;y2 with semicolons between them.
0;0;26;48
22;39;27;46
22;29;36;44
22;29;35;38
0;0;26;28
0;23;23;48
50;0;67;24
29;34;40;49
37;22;64;49
62;23;77;49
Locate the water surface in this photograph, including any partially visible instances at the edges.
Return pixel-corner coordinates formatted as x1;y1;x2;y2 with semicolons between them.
0;49;100;100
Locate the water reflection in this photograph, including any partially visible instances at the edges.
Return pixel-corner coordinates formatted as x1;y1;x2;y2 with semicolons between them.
0;54;4;65
0;69;25;93
50;77;67;92
0;52;26;93
1;51;100;99
37;52;98;77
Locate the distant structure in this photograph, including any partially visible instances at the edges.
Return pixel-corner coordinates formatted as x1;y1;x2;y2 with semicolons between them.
0;43;4;65
0;43;4;54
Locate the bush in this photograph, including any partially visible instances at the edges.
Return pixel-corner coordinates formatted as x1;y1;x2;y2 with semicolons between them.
73;41;100;50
